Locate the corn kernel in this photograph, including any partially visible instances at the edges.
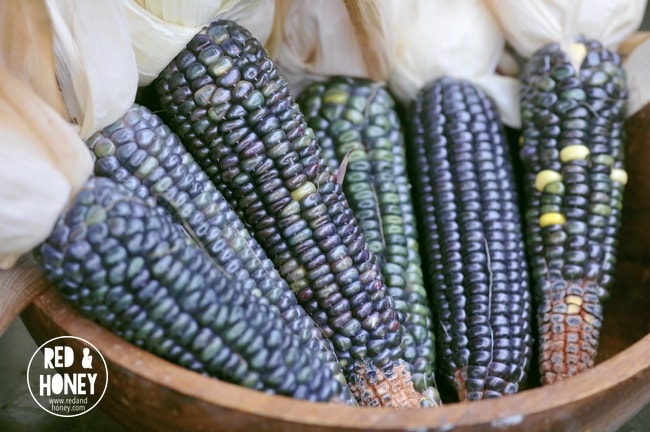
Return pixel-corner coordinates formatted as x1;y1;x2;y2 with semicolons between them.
584;313;596;325
535;170;563;192
291;181;317;201
610;168;628;185
559;144;590;162
566;304;581;315
543;181;565;195
567;42;587;72
539;212;566;227
565;295;583;306
323;88;349;105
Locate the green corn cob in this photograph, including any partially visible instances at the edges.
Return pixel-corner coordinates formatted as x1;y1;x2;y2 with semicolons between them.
152;19;432;407
36;176;353;403
407;76;533;401
297;76;438;398
84;104;352;398
519;39;627;385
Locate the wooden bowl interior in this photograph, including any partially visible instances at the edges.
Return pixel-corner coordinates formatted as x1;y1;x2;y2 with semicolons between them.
15;106;650;431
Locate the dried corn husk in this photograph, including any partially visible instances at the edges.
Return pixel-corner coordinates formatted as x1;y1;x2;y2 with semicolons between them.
486;0;646;60
0;0;127;269
0;65;93;269
126;0;275;86
46;0;139;138
386;0;520;128
622;32;650;116
485;0;648;117
268;0;394;95
0;0;66;117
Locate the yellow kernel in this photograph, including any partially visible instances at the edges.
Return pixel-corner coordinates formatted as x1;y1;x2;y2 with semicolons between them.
566;304;581;315
323;88;349;105
610;168;628;185
535;170;563;192
518;135;524;146
560;145;590;162
290;181;317;202
584;313;596;325
565;295;584;306
567;42;587;72
539;212;566;227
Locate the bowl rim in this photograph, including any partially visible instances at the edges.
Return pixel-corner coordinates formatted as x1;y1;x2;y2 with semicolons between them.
22;275;650;431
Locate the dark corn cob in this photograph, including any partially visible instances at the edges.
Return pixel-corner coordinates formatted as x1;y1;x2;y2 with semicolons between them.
84;104;352;398
36;176;352;403
153;20;432;407
297;76;438;399
407;77;532;401
519;40;628;384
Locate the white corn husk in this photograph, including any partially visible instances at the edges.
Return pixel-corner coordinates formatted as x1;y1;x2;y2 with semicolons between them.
386;0;521;128
485;0;646;60
622;32;650;116
485;0;648;117
125;0;275;86
0;65;93;270
268;0;394;96
46;0;139;139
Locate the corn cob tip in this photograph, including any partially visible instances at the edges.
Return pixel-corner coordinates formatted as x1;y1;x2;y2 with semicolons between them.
348;359;441;408
538;278;603;385
521;38;626;387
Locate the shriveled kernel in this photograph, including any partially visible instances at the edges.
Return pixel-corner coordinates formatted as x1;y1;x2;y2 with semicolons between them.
566;295;583;306
539;212;566;227
559;145;590;162
583;313;597;325
535;170;563;192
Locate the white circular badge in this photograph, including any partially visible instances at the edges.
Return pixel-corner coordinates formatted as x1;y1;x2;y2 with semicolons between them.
26;336;108;417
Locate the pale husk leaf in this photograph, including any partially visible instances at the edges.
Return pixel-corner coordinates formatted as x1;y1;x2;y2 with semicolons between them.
342;0;394;82
126;0;275;86
0;132;70;269
270;0;376;96
387;0;520;127
132;0;273;30
0;66;93;269
485;0;647;59
46;0;138;138
623;33;650;116
0;0;66;117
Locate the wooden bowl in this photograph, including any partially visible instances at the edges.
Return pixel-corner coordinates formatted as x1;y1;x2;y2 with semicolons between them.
13;105;650;432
